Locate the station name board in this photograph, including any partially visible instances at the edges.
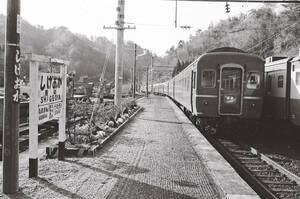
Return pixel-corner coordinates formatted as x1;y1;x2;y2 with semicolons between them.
38;73;63;124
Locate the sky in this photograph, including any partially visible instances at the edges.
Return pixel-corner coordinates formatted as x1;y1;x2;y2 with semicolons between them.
0;0;264;56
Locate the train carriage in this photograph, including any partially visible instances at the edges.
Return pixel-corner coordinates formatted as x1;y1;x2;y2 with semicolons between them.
155;47;265;133
195;47;264;120
153;83;165;95
264;55;300;126
290;56;300;126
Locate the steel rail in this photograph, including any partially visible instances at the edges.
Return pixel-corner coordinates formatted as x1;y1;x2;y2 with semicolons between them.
201;133;279;199
171;97;280;199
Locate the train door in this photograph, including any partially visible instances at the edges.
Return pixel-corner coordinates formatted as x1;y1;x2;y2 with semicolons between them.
191;70;196;113
218;64;244;115
290;58;300;126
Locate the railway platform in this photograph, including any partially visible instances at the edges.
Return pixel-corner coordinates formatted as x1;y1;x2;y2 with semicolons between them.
0;95;259;198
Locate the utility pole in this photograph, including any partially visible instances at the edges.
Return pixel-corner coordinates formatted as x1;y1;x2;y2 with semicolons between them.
3;0;20;193
133;43;137;98
146;65;149;97
104;0;135;107
175;0;178;28
151;56;154;94
114;2;124;108
137;73;139;93
146;56;153;97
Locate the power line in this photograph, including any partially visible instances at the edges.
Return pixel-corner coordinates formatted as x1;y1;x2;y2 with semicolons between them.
229;27;286;33
246;21;298;53
125;22;194;29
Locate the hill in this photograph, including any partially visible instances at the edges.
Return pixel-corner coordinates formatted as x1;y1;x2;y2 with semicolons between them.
163;4;300;76
0;14;154;84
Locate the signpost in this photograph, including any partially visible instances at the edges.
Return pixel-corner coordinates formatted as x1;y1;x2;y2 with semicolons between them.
27;54;68;178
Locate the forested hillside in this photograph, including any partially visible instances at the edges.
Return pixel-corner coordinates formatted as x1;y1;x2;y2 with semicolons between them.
1;4;299;83
167;4;300;76
0;14;152;83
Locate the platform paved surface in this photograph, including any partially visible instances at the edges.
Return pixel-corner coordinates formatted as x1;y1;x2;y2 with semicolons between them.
0;96;221;199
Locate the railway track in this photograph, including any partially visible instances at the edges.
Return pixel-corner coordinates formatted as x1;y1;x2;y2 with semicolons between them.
0;121;58;160
174;102;300;199
18;121;58;152
217;138;300;199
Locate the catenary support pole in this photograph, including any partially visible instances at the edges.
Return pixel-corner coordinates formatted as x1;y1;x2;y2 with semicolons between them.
133;43;136;98
114;0;125;107
3;0;21;193
151;56;154;94
104;0;134;104
146;65;149;97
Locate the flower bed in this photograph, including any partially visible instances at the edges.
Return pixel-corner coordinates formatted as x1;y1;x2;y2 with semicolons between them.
46;98;142;158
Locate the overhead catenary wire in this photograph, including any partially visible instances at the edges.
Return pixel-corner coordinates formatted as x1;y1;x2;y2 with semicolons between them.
246;21;298;53
229;27;288;33
125;21;194;29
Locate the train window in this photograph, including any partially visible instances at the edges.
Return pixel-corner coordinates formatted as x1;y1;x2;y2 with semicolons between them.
247;72;260;89
201;70;216;88
296;72;300;86
278;75;284;88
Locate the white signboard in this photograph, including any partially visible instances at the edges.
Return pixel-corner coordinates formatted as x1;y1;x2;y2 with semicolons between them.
38;72;63;124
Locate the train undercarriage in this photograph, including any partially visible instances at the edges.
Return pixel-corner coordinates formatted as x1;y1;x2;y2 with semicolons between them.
176;102;261;135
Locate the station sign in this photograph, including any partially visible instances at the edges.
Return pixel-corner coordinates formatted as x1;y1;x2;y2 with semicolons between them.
38;72;63;124
28;53;68;177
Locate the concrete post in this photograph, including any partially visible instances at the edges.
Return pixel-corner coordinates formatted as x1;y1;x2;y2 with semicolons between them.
133;43;137;98
58;64;67;160
114;0;125;107
29;60;39;178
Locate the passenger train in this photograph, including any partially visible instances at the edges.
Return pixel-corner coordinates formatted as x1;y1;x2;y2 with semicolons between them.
264;55;300;127
153;47;265;133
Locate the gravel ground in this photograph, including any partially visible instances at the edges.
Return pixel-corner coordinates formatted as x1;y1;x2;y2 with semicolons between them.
0;96;220;199
249;133;300;179
225;123;300;182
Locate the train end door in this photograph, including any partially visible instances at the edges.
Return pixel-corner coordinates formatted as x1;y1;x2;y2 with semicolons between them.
218;64;244;116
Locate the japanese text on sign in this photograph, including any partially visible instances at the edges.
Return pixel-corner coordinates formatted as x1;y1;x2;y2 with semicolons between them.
38;73;63;124
13;48;22;103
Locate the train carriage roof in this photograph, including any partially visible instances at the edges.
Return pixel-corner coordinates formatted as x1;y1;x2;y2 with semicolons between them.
207;47;246;53
161;47;264;84
291;56;300;63
201;47;264;62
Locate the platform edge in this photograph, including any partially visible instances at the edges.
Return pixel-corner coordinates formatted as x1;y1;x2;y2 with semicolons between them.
166;97;261;199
